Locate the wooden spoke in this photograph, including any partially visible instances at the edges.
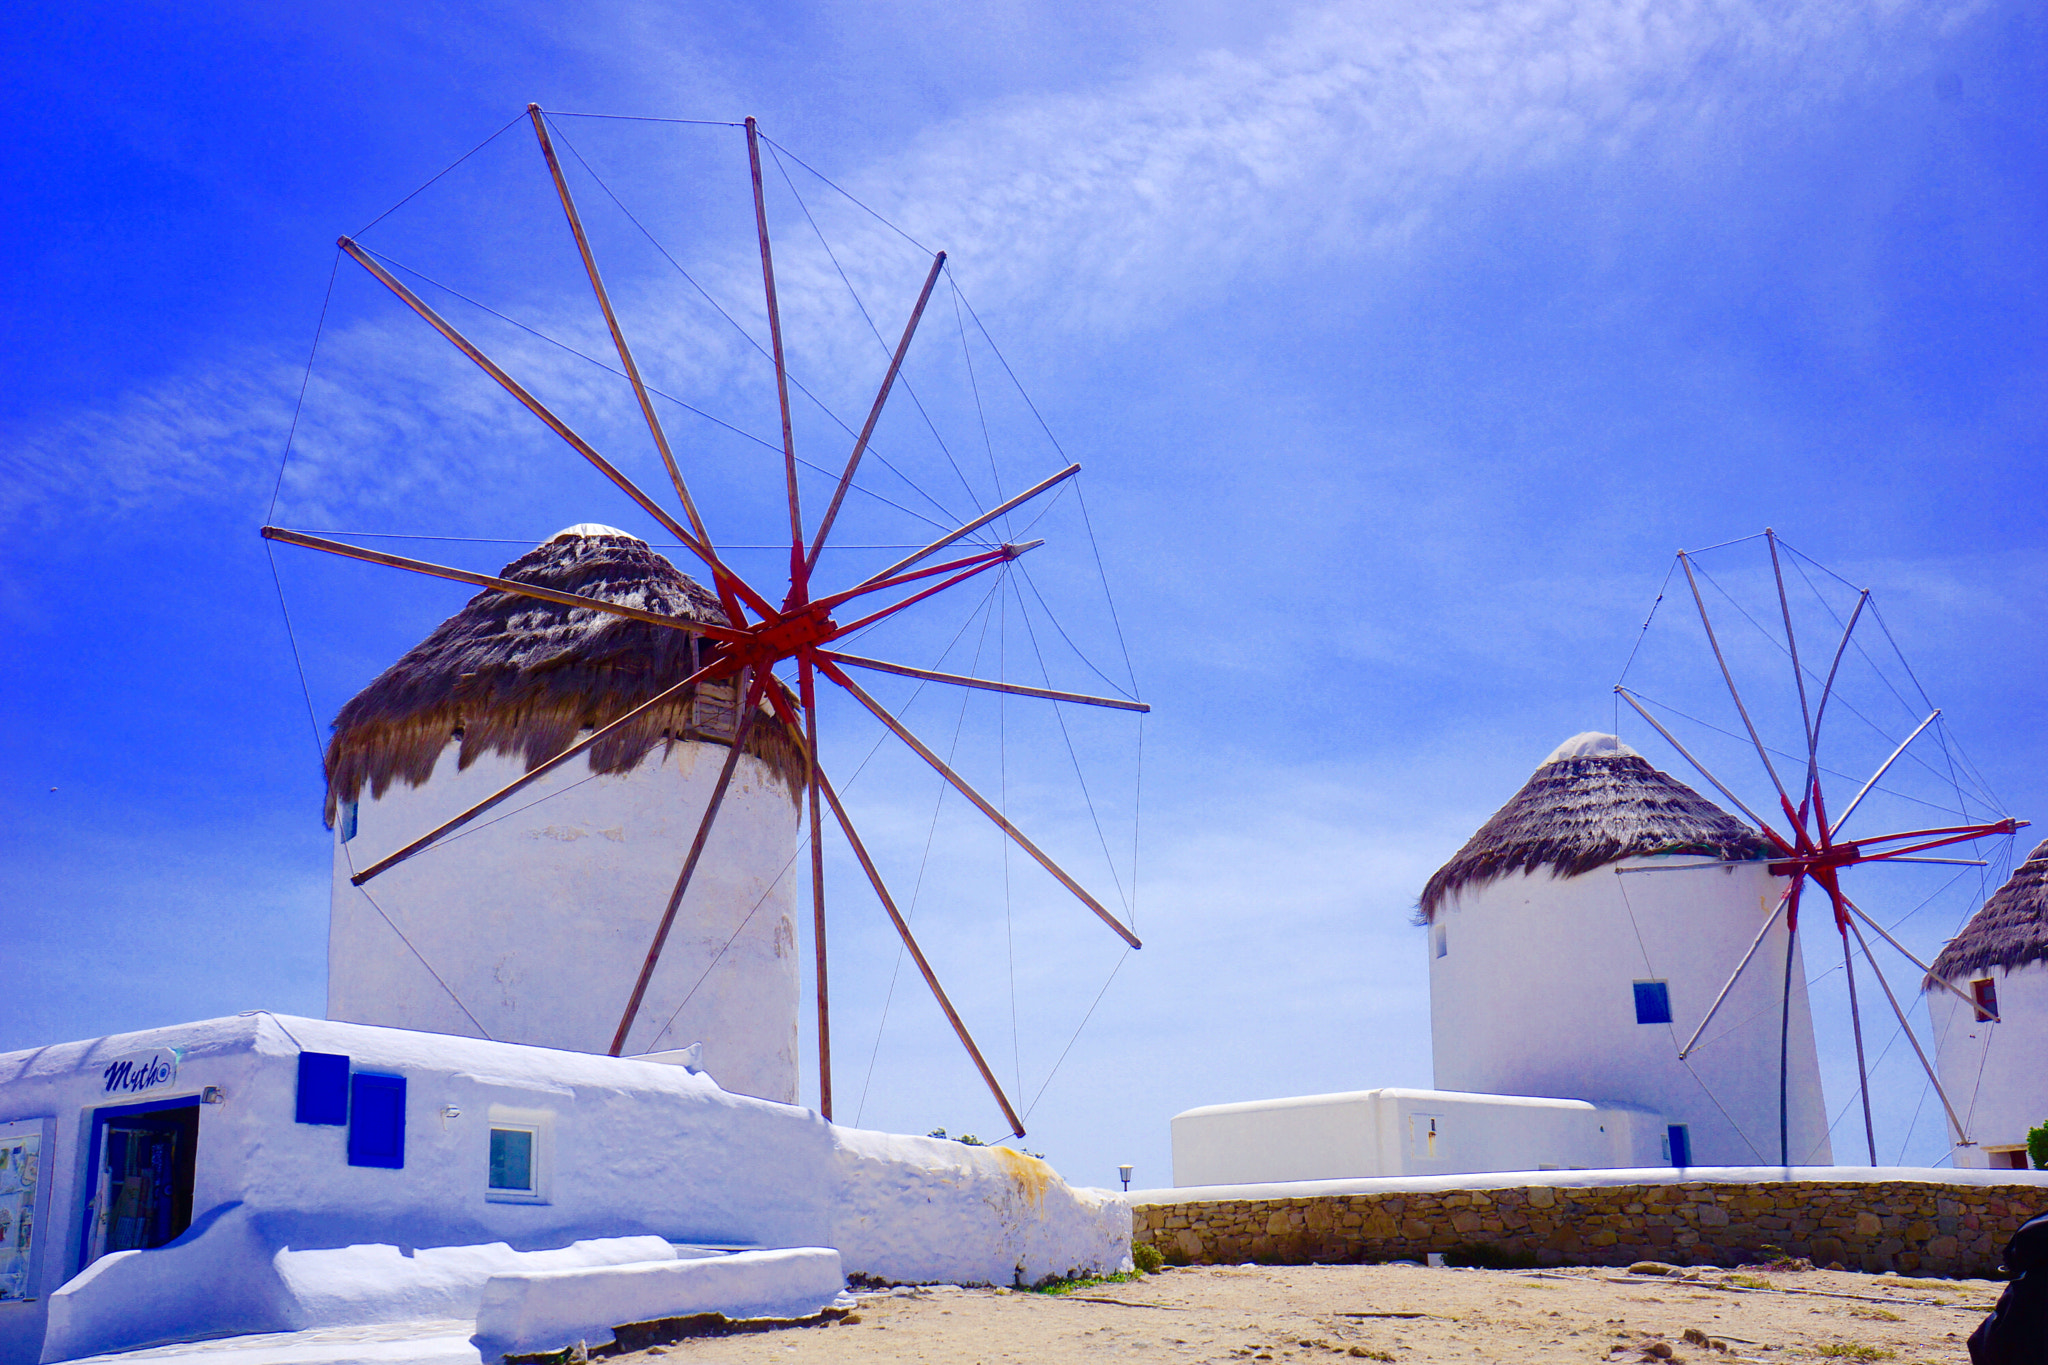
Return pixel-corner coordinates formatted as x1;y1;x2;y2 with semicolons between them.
814;760;1026;1138
349;656;727;885
1845;916;1971;1146
1776;880;1801;1166
1680;553;1794;809
1829;710;1940;839
854;464;1079;592
1838;913;1879;1165
744;117;803;582
528;105;747;626
1676;882;1792;1059
799;656;832;1120
1841;897;1993;1020
1615;687;1786;847
610;673;767;1056
819;657;1142;950
826;554;1020;641
1810;589;1869;752
806;251;948;572
262;527;743;641
820;650;1149;712
1766;529;1820;792
810;546;1014;616
335;236;777;623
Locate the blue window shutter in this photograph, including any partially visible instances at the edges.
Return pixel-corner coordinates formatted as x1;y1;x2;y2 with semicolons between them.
296;1053;351;1125
347;1074;406;1169
1667;1124;1691;1168
1633;981;1673;1025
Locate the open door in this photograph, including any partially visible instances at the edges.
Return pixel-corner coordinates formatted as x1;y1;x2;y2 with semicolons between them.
83;1102;198;1268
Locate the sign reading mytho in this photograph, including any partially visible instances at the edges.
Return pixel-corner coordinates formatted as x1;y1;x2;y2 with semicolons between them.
99;1049;181;1098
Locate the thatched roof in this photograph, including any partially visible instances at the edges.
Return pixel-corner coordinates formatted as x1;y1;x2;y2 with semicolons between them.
323;525;803;826
1417;733;1771;921
1929;839;2048;982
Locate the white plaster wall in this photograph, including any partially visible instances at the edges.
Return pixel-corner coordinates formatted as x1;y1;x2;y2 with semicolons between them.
330;740;800;1103
1429;857;1831;1167
1928;962;2048;1168
1170;1089;1666;1186
0;1015;1128;1365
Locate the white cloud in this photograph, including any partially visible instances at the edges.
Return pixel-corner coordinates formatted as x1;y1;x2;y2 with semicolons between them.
5;0;1977;532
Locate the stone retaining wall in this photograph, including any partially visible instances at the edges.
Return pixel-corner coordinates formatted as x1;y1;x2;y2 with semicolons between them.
1133;1180;2042;1278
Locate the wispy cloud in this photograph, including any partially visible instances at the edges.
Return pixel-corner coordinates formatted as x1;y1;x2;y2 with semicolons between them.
4;0;1975;534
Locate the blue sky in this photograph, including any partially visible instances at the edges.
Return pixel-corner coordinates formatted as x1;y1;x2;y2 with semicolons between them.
4;0;2045;1191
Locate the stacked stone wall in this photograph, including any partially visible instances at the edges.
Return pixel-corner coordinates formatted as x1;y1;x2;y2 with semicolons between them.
1134;1180;2041;1278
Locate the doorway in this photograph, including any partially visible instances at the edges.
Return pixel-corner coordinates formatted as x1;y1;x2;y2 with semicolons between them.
82;1100;198;1268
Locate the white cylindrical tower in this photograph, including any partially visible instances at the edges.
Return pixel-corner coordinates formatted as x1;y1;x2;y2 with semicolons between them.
323;526;805;1103
1423;733;1832;1168
1927;839;2048;1170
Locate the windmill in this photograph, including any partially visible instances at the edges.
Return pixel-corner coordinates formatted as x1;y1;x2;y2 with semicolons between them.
1613;529;2025;1165
262;106;1146;1139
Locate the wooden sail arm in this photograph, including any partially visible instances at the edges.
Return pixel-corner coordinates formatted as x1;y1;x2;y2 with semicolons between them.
335;236;777;623
805;251;948;573
818;656;1142;950
608;672;769;1056
814;760;1026;1138
819;650;1148;712
527;105;746;628
852;464;1079;592
346;656;729;886
261;527;746;641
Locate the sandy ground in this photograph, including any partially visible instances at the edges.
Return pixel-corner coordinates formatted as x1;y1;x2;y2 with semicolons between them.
615;1263;2001;1364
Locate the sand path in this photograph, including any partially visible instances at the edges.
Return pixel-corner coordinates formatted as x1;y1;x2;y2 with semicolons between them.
617;1263;1998;1364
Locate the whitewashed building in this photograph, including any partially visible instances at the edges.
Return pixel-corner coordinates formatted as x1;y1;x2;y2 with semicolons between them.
0;1014;1128;1364
325;526;805;1101
1927;838;2048;1170
1170;733;1831;1186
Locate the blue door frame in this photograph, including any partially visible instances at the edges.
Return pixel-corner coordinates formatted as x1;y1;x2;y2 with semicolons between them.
79;1094;202;1273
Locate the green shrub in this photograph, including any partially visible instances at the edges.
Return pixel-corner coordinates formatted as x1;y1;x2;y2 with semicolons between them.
2027;1120;2048;1171
1132;1242;1164;1274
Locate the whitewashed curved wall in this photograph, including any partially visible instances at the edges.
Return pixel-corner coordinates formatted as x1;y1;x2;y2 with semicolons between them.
330;739;799;1103
1429;857;1831;1167
1928;962;2048;1168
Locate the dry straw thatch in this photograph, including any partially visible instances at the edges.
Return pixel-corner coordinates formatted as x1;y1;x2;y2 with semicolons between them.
1418;743;1769;921
1929;838;2048;982
323;527;804;826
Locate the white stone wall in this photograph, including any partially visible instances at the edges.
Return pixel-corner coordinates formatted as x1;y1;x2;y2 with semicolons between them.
330;739;800;1103
1428;856;1831;1167
1928;961;2048;1167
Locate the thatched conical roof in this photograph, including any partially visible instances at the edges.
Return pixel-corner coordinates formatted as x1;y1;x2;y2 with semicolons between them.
322;525;803;826
1928;839;2048;982
1417;733;1770;921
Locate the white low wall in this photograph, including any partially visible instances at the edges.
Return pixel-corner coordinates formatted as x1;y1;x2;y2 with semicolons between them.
1171;1088;1669;1186
471;1248;844;1358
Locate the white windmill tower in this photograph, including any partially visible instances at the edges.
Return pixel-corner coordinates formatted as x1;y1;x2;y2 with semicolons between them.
1423;732;1832;1168
1925;839;2048;1169
324;525;808;1103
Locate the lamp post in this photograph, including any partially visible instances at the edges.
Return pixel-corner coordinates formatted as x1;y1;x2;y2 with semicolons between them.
1118;1164;1133;1192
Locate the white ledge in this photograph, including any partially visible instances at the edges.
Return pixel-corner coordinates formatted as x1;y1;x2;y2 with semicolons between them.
1130;1165;2048;1205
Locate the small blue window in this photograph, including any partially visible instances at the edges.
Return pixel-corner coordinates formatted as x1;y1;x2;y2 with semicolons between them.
347;1073;406;1169
1666;1123;1692;1168
1433;926;1448;959
1634;980;1673;1025
340;801;359;843
296;1052;351;1125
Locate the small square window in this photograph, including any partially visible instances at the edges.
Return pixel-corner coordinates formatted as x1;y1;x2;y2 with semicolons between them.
489;1127;535;1193
1634;980;1673;1025
1972;978;1999;1023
